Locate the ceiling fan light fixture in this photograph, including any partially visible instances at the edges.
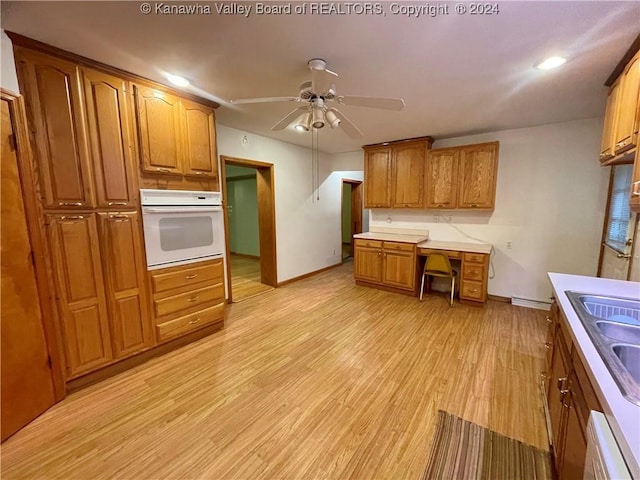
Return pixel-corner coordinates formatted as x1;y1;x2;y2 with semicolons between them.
312;108;325;129
535;56;566;70
325;109;341;128
166;74;190;87
294;111;312;132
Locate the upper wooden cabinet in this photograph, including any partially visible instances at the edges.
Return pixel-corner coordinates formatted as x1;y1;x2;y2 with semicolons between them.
15;48;94;209
134;84;219;180
614;52;640;156
363;137;432;209
82;68;137;208
182;99;218;179
425;148;459;209
458;142;499;209
600;80;622;163
425;142;499;210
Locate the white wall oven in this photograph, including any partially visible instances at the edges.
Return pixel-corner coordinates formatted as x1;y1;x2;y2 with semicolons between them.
141;189;225;270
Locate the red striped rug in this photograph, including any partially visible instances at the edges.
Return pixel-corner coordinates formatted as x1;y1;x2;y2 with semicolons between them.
422;411;552;480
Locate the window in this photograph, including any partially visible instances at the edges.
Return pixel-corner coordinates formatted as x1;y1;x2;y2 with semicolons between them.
605;164;633;253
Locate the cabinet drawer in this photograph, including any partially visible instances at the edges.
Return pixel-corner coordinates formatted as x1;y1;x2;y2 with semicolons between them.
157;303;224;341
418;248;461;259
151;261;223;293
461;280;483;300
354;239;382;249
463;252;486;264
383;241;415;252
154;283;224;318
462;263;485;281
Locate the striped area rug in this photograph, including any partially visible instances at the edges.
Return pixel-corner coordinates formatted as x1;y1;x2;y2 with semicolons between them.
422;411;552;480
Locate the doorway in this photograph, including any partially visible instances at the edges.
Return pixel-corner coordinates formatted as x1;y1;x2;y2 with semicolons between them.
341;179;363;261
221;156;277;302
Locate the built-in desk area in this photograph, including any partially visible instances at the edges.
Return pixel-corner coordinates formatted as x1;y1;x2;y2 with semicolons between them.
353;228;492;305
417;240;492;304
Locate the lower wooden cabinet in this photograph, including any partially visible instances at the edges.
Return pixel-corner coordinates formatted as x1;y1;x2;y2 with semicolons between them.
46;214;113;378
354;239;417;292
150;259;225;342
545;301;603;479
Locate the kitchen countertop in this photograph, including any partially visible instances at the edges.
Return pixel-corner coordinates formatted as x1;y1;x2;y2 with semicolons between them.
353;231;429;244
417;239;493;254
548;272;640;478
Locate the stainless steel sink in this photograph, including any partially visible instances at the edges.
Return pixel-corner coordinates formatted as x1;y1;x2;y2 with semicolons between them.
566;291;640;406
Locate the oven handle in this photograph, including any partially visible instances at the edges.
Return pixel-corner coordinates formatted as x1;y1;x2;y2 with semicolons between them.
143;206;222;214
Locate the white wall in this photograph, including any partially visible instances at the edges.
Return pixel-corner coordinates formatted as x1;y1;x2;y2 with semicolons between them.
1;29;20;92
369;117;609;302
217;124;351;282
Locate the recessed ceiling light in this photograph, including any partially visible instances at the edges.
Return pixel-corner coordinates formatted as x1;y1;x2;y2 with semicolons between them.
166;74;190;87
536;56;567;70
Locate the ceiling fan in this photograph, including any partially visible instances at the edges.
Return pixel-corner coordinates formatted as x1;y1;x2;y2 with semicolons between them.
230;59;406;138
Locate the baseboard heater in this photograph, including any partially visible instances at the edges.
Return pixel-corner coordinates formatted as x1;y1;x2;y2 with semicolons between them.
511;296;552;310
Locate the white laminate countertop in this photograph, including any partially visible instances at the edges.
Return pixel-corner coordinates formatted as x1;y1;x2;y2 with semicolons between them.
353;232;429;244
548;272;640;478
417;239;493;254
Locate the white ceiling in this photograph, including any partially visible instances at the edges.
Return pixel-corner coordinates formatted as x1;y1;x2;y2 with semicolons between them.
2;1;639;153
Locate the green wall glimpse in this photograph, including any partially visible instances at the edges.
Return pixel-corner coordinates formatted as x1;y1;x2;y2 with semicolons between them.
342;183;351;243
226;165;260;257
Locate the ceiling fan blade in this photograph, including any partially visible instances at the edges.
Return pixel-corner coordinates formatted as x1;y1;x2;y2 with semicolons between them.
311;68;338;95
336;96;405;111
230;96;300;105
271;106;308;131
331;109;364;138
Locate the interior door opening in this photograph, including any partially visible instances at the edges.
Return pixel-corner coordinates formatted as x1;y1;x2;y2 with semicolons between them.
221;156;277;303
342;179;363;261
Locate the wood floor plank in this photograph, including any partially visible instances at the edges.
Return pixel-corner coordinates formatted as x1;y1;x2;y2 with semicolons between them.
230;254;274;302
0;262;549;479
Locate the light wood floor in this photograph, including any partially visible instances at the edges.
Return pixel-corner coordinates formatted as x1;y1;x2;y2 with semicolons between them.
230;254;274;302
1;263;549;479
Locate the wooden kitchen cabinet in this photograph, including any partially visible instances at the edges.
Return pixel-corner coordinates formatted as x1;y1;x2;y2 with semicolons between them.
425;142;498;210
150;259;225;342
134;84;184;175
181;98;218;179
614;52;640;156
82;68;137;209
364;148;392;208
15;48;94;209
425;148;458;209
391;142;426;208
354;239;417;293
46;214;113;378
600;79;622;164
363;137;433;209
97;212;153;358
547;327;571;469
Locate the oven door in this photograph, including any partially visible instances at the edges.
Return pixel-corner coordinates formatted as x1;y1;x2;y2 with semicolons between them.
141;205;225;269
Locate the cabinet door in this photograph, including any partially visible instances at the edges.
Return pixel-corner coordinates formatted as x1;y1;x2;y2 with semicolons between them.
392;142;425;208
458;142;498;209
425;148;459;209
547;334;570;467
98;212;153;358
364;148;392;208
134;84;183;175
354;246;383;283
382;250;416;290
15;48;93;209
46;214;112;378
631;150;640;211
558;393;587;480
182;99;218;179
614;54;640;155
600;81;621;163
82;69;137;208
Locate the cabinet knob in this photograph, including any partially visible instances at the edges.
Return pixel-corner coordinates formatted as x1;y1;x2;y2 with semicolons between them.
546;316;552;323
557;376;567;390
544;342;552;350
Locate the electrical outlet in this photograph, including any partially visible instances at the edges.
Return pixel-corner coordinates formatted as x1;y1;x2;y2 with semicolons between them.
386;216;392;223
332;248;336;255
434;216;439;223
506;241;512;249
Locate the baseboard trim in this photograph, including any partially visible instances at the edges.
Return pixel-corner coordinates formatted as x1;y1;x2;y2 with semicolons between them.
487;294;511;303
511;296;552;311
277;262;343;287
230;252;261;260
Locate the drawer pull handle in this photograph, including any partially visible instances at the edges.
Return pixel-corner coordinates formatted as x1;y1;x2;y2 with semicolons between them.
109;214;128;219
544;342;552;350
60;215;84;220
633;181;640;196
557;377;567;390
58;202;82;206
187;296;199;303
185;274;198;279
156;168;171;173
189;318;200;325
546;316;552;324
108;201;128;206
470;204;480;208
